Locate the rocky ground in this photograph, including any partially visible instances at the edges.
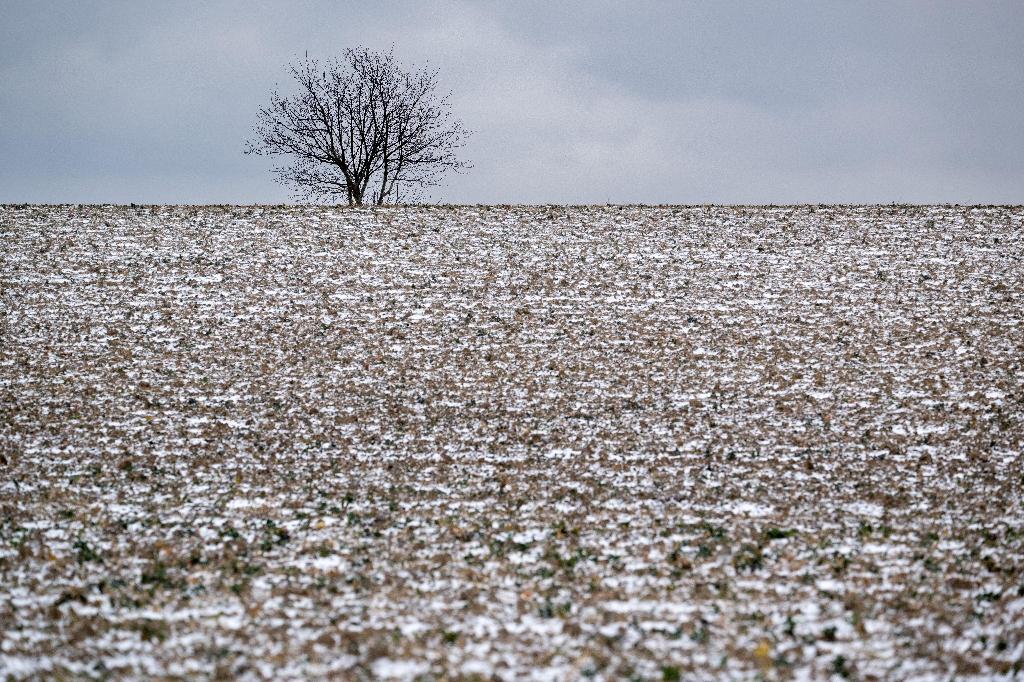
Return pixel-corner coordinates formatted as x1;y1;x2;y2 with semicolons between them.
1;204;1022;680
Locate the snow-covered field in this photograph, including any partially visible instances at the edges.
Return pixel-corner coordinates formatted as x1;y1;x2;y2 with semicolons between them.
1;204;1022;680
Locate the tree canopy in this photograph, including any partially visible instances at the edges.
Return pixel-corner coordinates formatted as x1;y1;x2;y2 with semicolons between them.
246;48;470;205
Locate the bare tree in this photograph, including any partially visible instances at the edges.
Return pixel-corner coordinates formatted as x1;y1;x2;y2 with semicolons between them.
245;48;470;205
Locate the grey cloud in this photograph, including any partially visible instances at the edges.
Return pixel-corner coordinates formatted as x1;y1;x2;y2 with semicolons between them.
1;0;1022;204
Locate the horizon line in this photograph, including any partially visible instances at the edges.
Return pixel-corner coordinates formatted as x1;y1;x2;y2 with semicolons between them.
4;202;1023;209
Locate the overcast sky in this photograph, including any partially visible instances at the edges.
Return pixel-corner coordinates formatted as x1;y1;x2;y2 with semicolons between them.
2;0;1023;204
